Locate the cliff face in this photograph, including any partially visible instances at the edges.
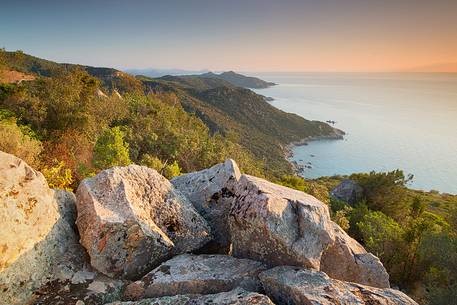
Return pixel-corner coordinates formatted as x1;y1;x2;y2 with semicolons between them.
0;151;418;305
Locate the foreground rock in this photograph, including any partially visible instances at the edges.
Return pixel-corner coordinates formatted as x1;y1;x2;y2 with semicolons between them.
330;179;364;205
259;266;418;305
171;159;240;253
108;288;274;305
229;174;389;288
27;272;125;305
126;254;267;299
76;165;211;279
0;151;82;305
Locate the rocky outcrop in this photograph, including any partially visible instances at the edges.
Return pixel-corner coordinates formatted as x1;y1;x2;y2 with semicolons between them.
320;223;390;289
127;254;267;299
27;272;125;305
330;179;364;205
1;153;417;304
229;174;389;288
259;266;418;305
75;165;211;279
107;288;275;305
0;151;84;305
171;159;240;253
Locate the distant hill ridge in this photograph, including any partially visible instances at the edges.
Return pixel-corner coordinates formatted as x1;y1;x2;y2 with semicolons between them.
1;50;342;176
198;71;276;89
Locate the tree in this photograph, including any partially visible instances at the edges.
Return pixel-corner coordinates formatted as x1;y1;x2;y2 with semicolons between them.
351;170;412;221
92;126;131;169
357;210;404;273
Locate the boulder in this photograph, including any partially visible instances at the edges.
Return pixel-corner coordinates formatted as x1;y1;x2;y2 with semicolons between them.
107;288;275;305
0;151;83;305
330;179;363;205
27;273;125;305
127;254;267;299
259;266;418;305
229;174;389;288
320;223;390;289
75;165;211;279
171;159;240;253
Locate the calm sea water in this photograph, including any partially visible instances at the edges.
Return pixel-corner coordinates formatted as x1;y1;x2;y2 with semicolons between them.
252;73;457;194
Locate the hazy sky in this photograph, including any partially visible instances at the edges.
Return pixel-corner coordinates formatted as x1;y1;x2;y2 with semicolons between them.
2;0;457;72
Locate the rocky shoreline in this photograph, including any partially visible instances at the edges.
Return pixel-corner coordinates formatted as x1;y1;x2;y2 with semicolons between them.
0;151;417;305
284;128;345;175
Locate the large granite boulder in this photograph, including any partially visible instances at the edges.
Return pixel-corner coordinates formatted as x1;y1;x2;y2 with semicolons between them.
107;288;275;305
0;151;82;305
171;159;240;253
229;174;389;288
75;165;211;279
126;254;267;299
259;266;418;305
330;179;363;205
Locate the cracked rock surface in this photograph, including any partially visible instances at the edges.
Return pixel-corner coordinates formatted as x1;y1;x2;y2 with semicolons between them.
0;151;83;305
172;159;240;254
107;287;275;305
75;165;211;279
127;254;267;299
259;266;418;305
229;174;389;288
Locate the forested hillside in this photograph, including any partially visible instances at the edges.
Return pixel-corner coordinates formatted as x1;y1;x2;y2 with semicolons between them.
141;75;343;176
0;50;342;179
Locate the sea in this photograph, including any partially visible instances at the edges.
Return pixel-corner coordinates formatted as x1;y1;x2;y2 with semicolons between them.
252;72;457;194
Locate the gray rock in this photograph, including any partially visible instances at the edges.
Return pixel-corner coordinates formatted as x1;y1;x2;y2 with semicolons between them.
259;266;418;305
129;254;267;299
107;288;274;305
320;223;390;291
0;151;83;305
171;159;240;253
330;179;364;205
75;165;211;279
229;174;389;288
27;273;125;305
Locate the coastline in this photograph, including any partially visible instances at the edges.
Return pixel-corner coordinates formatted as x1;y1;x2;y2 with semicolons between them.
284;129;345;175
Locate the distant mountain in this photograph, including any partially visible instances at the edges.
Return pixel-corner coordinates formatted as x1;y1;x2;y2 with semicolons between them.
125;68;210;78
129;69;276;89
199;71;276;89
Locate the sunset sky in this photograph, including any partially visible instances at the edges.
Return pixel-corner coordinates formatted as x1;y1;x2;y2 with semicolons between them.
2;0;457;72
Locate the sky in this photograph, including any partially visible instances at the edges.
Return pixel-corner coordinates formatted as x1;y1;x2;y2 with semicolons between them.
1;0;457;72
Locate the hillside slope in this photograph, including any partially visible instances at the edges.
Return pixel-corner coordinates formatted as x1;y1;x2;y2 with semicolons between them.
141;75;343;175
199;71;276;88
1;50;343;177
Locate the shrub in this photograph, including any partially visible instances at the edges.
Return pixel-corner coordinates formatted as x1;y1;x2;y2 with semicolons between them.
163;161;181;179
0;117;42;167
41;160;74;191
93;126;131;170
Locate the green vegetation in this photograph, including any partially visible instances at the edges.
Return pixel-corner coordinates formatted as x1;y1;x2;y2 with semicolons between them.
1;50;455;304
279;171;457;304
198;71;276;88
0;50;264;187
0;115;42;167
1;50;341;179
141;75;342;177
93;127;132;169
